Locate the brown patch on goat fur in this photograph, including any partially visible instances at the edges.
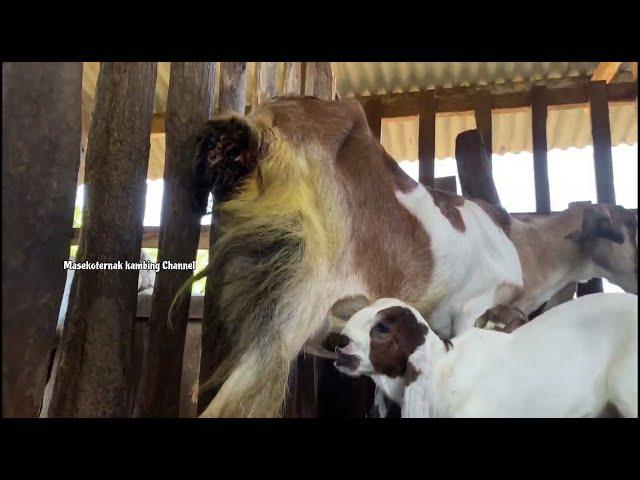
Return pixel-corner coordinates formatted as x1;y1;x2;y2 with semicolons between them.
369;306;429;378
404;362;422;386
334;111;434;301
474;198;512;236
428;188;466;232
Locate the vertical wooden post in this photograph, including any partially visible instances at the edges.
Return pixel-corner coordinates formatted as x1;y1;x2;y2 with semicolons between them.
474;89;493;169
134;63;216;417
575;82;615;297
455;130;502;206
588;81;616;205
198;62;248;415
2;63;83;417
218;62;248;114
49;63;157;417
531;86;551;214
252;62;277;108
283;62;302;95
418;91;437;188
179;320;202;417
304;62;333;99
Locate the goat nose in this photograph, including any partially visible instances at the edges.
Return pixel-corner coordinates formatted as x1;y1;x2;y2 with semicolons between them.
337;334;351;349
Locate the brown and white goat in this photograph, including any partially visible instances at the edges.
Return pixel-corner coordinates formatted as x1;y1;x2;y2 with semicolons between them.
335;296;638;418
185;96;637;417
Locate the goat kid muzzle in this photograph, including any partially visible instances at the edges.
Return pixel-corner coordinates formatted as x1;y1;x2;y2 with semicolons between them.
333;335;360;371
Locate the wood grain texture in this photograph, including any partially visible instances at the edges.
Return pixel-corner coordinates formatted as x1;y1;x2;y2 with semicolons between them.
2;62;83;417
49;62;157;417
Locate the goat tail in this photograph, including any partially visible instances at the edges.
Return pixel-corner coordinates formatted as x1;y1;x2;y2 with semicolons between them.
198;334;292;418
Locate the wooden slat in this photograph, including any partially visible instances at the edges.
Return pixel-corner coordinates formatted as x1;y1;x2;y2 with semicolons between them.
179;321;202;418
282;62;302;95
218;62;248;114
134;63;216;418
304;62;334;100
252;62;277;109
72;225;209;249
49;62;157;418
418;91;436;188
591;62;622;83
2;62;83;418
198;62;248;416
589;81;616;204
434;176;458;194
531;86;551;214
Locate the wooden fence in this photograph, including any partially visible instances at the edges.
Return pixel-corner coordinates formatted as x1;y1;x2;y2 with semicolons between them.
3;62;637;418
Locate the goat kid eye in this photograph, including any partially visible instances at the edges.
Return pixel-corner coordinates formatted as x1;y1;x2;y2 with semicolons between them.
375;324;390;334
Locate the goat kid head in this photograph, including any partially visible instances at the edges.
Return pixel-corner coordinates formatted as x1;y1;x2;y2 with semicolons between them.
334;298;436;386
566;204;638;294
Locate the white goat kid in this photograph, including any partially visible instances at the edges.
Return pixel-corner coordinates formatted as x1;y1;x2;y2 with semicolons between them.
335;295;638;418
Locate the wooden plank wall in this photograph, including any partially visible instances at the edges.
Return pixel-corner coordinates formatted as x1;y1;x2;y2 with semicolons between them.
2;63;83;418
10;63;634;418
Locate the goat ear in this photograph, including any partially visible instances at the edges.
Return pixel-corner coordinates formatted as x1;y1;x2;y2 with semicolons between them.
329;294;371;322
584;208;625;244
568;206;625;245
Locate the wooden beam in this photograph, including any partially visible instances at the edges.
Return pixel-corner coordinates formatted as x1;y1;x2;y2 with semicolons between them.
198;62;248;416
3;62;83;418
588;81;616;204
134;63;216;418
591;62;622;83
455;129;501;206
434;176;458;194
49;62;157;418
352;81;637;118
283;62;302;95
418;91;436;188
147;81;638;137
252;62;277;109
531;86;551;214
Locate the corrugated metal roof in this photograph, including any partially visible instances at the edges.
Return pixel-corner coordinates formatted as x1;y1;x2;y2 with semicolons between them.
336;62;636;96
80;62;637;182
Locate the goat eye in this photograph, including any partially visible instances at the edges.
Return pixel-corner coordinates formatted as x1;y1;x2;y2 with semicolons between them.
374;323;390;334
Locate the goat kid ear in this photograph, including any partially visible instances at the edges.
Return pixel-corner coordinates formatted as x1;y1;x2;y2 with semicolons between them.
329;294;371;322
567;208;625;245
